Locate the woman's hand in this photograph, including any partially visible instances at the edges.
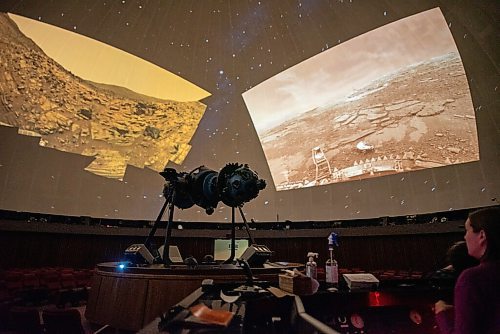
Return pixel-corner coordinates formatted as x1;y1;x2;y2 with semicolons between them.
434;300;453;314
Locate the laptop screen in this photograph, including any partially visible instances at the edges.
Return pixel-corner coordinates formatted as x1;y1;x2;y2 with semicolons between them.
157;245;183;263
214;239;249;261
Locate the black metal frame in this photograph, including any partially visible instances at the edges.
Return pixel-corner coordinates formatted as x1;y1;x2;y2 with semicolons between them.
144;184;176;266
145;186;257;266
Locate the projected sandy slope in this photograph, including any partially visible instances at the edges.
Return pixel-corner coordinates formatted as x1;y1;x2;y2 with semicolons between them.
243;8;478;191
0;13;209;179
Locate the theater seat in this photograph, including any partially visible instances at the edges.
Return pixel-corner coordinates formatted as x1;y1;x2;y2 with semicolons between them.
22;272;40;289
60;272;77;289
0;280;9;302
39;270;61;292
42;307;85;334
5;271;23;294
74;270;89;288
9;306;43;334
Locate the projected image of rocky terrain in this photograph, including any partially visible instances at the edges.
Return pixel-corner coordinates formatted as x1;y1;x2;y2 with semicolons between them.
0;13;205;179
261;52;479;190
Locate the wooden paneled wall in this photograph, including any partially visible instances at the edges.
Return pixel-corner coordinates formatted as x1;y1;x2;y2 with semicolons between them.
0;222;463;272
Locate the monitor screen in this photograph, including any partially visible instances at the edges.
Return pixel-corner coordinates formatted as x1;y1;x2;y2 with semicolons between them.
214;239;249;261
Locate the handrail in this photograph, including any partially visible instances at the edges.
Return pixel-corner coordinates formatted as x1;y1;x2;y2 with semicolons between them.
294;295;340;334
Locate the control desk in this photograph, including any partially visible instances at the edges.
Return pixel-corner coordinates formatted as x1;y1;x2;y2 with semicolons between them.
141;277;452;334
140;279;294;334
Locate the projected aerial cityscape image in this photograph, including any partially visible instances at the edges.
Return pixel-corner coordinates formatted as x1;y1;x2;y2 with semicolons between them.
243;8;478;191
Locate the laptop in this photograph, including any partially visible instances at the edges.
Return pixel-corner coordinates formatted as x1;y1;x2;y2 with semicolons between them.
157;245;184;263
213;239;249;261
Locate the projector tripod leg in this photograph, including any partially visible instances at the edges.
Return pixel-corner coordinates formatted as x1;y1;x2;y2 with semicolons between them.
161;189;176;266
238;206;255;245
144;198;169;261
223;206;256;264
143;187;176;266
223;206;237;264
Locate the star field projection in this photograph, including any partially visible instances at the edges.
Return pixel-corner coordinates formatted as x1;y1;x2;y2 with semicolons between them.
0;0;498;222
9;1;393;162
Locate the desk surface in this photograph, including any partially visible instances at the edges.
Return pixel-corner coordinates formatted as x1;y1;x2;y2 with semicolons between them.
96;261;303;275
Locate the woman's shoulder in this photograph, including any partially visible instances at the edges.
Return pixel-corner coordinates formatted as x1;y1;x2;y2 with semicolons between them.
457;261;500;284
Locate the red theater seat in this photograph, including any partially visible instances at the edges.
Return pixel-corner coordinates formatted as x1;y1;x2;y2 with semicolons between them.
0;280;9;302
74;270;90;288
39;270;61;291
5;271;23;294
22;272;40;289
60;268;75;275
60;273;77;290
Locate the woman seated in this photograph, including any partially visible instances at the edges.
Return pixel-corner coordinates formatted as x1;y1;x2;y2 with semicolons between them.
434;207;500;334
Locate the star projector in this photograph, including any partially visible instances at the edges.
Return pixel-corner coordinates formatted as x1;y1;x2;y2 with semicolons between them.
160;163;266;215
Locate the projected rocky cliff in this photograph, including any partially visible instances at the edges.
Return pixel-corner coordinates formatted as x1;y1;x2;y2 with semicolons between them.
243;8;479;191
0;13;207;179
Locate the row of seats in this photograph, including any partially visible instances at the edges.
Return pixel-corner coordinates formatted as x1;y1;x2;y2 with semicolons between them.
2;268;94;289
0;267;94;306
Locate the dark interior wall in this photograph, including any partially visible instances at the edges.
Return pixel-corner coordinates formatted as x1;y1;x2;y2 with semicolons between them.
0;228;462;272
264;233;462;271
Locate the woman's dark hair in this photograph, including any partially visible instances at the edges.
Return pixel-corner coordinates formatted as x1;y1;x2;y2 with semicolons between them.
446;241;478;273
468;206;500;261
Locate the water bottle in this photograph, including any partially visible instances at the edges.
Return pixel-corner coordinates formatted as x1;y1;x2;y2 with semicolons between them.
325;232;339;286
306;252;318;279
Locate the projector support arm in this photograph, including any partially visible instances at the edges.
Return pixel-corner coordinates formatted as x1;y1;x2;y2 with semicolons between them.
223;206;237;264
144;197;169;259
238;206;256;245
161;188;176;266
223;205;257;264
143;186;176;266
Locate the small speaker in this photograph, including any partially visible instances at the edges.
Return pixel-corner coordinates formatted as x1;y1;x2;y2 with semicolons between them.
239;244;272;267
124;244;155;264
